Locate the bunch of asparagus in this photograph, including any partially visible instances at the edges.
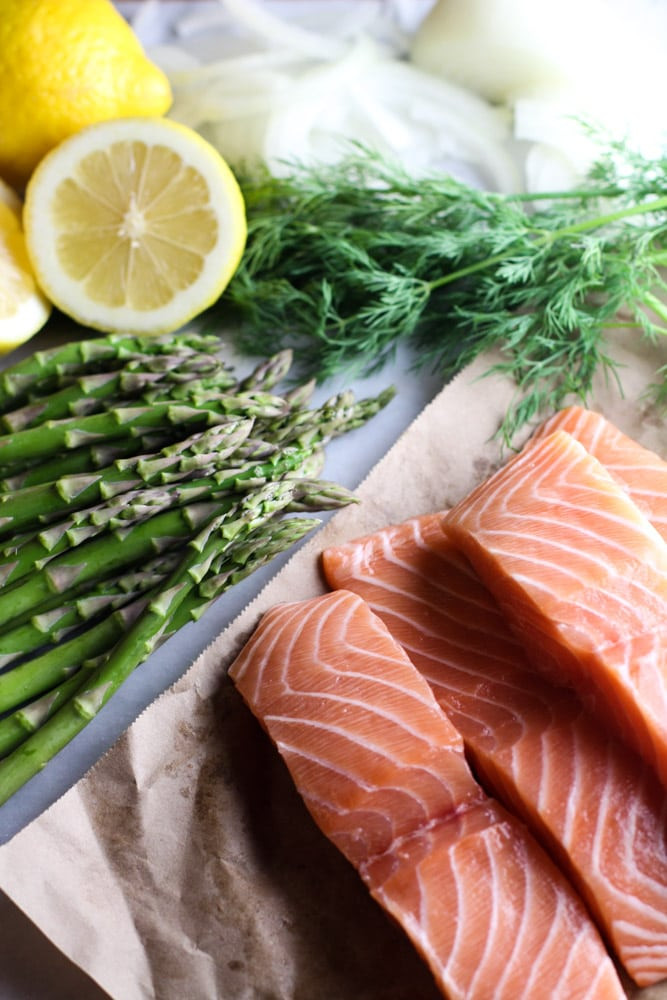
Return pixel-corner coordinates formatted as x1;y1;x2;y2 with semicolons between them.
0;331;394;805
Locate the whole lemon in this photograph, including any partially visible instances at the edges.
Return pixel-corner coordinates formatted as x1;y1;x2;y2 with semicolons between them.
0;0;172;191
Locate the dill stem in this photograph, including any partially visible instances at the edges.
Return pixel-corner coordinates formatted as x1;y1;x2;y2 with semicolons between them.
640;291;667;332
582;318;667;337
549;193;667;235
428;193;667;293
508;187;625;202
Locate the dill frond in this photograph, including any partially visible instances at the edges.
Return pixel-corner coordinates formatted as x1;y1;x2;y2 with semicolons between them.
208;140;667;441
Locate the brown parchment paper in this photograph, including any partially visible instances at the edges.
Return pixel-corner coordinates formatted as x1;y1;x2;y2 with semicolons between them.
0;336;664;1000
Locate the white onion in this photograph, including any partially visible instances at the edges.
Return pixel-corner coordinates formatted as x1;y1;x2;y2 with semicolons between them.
410;0;627;104
409;0;667;185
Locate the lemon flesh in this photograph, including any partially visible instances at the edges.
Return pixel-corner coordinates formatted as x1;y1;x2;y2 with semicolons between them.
0;203;51;352
0;0;172;190
24;118;247;336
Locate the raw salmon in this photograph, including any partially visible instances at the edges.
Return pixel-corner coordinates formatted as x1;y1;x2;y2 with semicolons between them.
322;513;667;986
529;406;667;540
229;589;625;999
444;428;667;790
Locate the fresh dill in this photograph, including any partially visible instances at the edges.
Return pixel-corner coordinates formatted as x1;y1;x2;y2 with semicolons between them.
210;139;667;441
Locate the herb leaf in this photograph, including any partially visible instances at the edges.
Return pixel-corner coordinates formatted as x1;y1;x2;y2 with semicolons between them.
211;143;667;441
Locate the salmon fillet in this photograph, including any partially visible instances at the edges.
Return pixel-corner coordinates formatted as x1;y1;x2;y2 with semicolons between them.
444;429;667;790
529;406;667;541
322;513;667;986
229;589;625;999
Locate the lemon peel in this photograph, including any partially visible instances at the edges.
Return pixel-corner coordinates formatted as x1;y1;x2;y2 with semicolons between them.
0;203;52;353
23;117;247;337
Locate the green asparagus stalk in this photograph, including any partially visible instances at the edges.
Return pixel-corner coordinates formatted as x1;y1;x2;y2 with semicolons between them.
113;420;254;485
0;329;394;804
0;368;393;496
282;378;317;410
0;452;346;630
4;384;394;493
0;441;322;587
193;515;319;604
0;499;225;630
260;386;396;449
0;552;181;669
0;393;288;474
139;367;262;406
1;369;163;433
0;418;254;536
236;349;294;391
0;592;135;672
0;432;176;492
0;489;348;745
0;673;88;758
0;515;320;717
0;349;234;432
0;593;152;715
0;331;222;412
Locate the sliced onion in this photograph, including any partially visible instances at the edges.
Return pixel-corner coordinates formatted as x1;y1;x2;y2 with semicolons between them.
146;0;519;191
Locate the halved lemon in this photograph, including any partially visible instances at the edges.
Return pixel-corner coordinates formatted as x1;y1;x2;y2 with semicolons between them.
0;202;52;353
23;117;247;336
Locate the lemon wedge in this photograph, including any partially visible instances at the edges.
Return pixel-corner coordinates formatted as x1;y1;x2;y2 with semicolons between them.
0;202;52;353
23;117;247;336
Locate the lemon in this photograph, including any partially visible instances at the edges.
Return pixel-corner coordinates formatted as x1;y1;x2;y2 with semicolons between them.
0;0;172;191
0;202;52;353
0;178;22;221
23;117;247;337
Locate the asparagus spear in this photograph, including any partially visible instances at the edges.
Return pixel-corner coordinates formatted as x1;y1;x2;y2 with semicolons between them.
0;350;234;432
0;418;254;536
0;374;393;493
0;515;320;716
0;441;321;586
0;673;89;758
0;365;296;492
2;368;163;433
0;499;224;630
0;594;152;715
0;432;175;492
0;331;221;412
0;329;393;804
0;393;288;474
111;420;255;486
236;349;293;391
0;553;181;669
0;443;350;631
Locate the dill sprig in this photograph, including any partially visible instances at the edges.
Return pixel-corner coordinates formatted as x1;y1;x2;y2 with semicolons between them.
211;142;667;441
